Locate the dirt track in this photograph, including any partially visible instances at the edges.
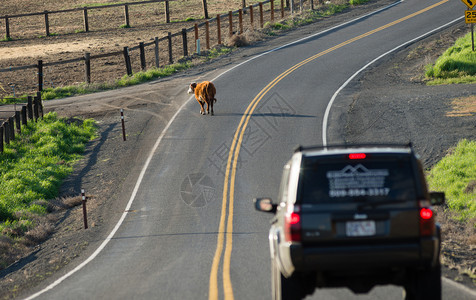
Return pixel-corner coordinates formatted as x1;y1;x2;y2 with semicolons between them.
0;0;475;298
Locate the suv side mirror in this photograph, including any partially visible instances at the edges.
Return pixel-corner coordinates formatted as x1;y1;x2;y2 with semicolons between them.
253;198;277;213
429;192;445;205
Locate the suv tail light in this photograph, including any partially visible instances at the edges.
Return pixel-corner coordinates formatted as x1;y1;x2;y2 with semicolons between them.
419;200;435;236
284;206;301;242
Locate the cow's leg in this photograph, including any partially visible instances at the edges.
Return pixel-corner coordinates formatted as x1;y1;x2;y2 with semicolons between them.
199;100;205;115
206;100;210;115
210;98;214;115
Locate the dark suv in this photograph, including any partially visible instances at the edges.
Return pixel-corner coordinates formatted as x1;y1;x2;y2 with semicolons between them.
254;144;444;300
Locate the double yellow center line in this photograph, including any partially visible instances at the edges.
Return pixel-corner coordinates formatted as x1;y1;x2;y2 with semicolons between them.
208;1;449;299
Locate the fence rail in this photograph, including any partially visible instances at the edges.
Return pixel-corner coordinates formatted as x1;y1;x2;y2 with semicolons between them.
1;0;174;39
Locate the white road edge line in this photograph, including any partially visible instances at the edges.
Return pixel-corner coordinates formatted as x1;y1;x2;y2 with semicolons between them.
24;1;406;299
322;16;464;147
443;277;476;297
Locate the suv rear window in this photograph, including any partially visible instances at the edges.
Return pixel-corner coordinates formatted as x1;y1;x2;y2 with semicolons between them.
298;155;417;204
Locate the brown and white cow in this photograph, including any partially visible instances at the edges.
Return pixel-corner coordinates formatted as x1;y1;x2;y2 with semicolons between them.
188;81;217;115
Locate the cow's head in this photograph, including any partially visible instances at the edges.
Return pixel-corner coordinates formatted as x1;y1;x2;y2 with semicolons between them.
187;83;197;94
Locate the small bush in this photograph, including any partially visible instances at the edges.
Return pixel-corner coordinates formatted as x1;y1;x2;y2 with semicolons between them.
227;34;249;47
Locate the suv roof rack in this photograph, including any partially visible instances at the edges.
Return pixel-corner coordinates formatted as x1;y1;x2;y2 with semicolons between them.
293;142;413;153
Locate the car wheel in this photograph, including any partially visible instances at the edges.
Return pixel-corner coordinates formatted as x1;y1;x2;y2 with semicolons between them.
404;266;441;300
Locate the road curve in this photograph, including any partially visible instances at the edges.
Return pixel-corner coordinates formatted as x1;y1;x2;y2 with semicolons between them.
24;1;475;300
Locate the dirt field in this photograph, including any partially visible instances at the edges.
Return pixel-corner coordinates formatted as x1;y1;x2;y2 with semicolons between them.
0;0;475;299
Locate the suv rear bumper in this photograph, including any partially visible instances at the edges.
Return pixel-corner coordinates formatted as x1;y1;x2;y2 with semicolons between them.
289;238;439;271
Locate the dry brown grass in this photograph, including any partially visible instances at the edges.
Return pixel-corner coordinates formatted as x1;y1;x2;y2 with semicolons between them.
446;95;476;117
0;195;86;269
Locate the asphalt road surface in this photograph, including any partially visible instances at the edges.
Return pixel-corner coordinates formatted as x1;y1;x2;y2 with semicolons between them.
24;1;476;299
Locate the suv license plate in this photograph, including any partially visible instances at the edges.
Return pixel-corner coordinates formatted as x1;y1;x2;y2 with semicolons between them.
346;220;376;237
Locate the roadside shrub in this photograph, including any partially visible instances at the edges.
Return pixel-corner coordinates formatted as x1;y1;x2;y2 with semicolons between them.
227;34;249;47
426;33;476;80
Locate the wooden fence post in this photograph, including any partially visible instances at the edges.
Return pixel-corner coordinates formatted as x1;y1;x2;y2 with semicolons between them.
217;14;221;45
37;60;43;92
228;11;233;37
15;111;21;134
281;0;285;18
239;9;243;34
4;122;10;145
27;96;33;120
205;21;210;49
202;0;209;19
165;0;170;23
44;11;50;36
154;37;160;68
139;42;146;71
124;5;130;27
182;28;188;57
194;24;199;52
8;117;14;141
84;52;91;84
271;0;274;22
5;16;10;40
123;47;132;75
33;98;39;121
167;32;173;63
37;91;43;118
259;2;264;28
250;5;254;28
0;125;3;153
21;106;27;126
83;8;89;32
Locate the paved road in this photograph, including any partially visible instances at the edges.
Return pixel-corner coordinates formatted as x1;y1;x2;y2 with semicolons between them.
25;1;475;299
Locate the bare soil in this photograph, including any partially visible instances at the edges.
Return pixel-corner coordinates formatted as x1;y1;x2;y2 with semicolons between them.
0;0;475;298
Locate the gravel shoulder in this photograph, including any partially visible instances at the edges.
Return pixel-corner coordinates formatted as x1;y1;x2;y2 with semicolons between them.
0;1;475;298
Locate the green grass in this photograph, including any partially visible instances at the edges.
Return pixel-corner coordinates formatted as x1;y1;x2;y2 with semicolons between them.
205;46;233;60
40;62;193;100
425;32;476;85
349;0;370;5
427;139;476;222
0;112;97;235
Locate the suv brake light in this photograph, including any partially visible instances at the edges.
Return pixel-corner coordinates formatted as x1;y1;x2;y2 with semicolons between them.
284;206;301;242
419;200;435;236
349;153;366;159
